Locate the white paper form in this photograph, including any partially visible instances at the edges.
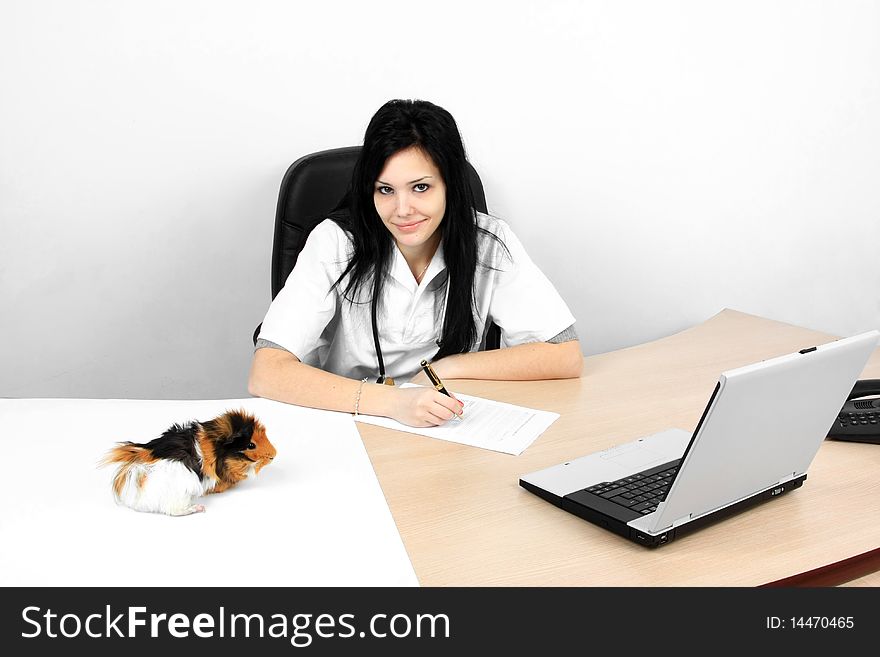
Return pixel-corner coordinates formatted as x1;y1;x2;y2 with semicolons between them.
355;385;559;455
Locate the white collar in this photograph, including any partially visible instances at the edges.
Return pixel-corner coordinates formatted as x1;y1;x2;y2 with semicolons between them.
389;241;447;291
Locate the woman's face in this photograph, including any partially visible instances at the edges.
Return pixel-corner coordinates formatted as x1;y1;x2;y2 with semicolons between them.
374;146;446;255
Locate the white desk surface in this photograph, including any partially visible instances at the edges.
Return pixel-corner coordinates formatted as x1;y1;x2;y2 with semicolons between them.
0;397;418;587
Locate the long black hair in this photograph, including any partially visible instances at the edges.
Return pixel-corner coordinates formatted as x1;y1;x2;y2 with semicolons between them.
330;99;506;360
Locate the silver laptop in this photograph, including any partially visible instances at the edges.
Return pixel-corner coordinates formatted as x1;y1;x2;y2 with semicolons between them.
520;331;879;547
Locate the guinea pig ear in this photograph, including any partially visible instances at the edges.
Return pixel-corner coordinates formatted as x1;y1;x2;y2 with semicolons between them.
220;426;251;450
218;409;257;447
200;410;252;450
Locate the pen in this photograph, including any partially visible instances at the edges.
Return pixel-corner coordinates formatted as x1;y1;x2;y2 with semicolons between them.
420;359;463;421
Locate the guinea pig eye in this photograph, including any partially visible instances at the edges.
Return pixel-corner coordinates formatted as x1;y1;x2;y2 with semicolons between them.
247;442;256;450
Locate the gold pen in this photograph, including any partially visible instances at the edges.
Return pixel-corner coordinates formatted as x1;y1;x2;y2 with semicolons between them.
420;359;463;421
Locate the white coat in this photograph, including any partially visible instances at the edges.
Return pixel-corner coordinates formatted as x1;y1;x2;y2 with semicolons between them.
257;212;576;382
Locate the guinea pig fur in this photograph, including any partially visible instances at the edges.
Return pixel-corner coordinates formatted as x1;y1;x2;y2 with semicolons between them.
101;409;276;516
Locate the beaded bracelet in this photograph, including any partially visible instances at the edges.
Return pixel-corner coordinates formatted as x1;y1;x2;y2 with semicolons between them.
354;377;369;416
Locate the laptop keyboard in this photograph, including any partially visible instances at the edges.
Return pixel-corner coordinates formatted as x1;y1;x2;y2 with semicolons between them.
584;460;681;515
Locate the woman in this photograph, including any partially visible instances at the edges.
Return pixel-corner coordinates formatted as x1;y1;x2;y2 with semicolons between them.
249;99;582;427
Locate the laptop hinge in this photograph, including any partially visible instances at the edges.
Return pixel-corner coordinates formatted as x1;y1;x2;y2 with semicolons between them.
658;476;807;532
641;502;691;533
670;514;692;529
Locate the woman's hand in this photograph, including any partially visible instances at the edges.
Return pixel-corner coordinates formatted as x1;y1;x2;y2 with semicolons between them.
387;386;464;427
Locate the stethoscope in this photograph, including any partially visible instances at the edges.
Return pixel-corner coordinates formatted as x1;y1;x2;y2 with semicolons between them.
370;270;450;386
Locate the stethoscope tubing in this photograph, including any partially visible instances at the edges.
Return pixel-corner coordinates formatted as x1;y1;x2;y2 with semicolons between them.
371;272;449;385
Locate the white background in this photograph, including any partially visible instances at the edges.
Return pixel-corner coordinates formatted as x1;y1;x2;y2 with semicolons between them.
1;0;878;399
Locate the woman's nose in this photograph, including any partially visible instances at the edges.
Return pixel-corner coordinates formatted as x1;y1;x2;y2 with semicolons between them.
396;192;412;216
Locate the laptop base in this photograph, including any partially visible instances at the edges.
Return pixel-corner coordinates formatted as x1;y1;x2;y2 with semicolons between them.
521;475;806;548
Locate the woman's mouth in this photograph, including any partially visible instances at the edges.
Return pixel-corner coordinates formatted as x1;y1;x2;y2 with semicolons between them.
395;219;427;233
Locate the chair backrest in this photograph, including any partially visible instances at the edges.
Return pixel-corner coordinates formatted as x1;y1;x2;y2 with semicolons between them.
255;145;499;349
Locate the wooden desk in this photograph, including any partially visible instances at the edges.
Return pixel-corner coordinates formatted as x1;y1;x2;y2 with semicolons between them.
357;309;880;586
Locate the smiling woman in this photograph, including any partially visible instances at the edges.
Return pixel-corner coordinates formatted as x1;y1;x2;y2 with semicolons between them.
248;99;582;428
374;147;447;276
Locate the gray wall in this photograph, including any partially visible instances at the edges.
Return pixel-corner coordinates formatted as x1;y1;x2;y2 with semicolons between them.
2;0;878;399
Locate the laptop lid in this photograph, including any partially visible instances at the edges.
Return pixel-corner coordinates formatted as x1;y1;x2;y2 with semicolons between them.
629;330;880;535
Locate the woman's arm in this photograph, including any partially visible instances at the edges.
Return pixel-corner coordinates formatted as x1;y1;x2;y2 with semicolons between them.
248;348;464;427
421;340;583;382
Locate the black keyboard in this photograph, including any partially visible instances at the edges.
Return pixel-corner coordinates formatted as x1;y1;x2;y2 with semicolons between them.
584;460;681;515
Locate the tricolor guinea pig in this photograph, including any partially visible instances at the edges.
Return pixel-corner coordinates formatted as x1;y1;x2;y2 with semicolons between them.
101;409;276;516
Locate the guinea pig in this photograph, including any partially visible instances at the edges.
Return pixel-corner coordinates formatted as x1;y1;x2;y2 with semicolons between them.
100;409;276;516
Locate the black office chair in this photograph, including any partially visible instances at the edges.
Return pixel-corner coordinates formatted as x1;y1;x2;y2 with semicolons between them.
254;145;500;349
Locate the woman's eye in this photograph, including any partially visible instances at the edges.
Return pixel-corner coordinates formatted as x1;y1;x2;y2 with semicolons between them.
376;186;393;195
413;183;429;192
247;442;256;450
